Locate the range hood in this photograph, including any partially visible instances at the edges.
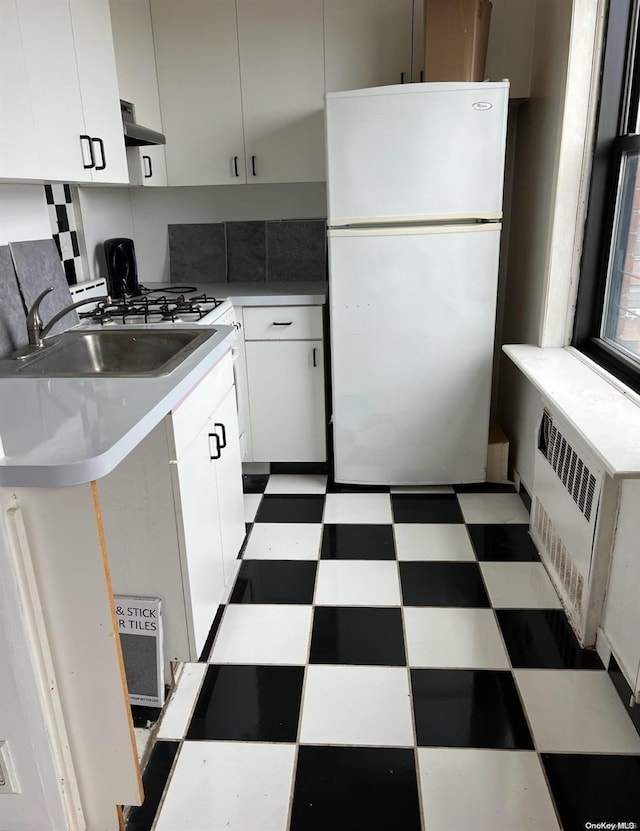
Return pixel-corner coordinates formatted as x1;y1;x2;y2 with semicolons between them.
121;100;166;147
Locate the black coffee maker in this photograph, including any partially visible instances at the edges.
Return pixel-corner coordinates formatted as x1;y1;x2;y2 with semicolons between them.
104;238;142;299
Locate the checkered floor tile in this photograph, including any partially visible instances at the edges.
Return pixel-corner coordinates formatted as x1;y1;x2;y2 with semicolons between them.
126;474;640;831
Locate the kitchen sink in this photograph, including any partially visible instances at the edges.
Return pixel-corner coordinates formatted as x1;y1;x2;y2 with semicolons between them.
0;328;217;377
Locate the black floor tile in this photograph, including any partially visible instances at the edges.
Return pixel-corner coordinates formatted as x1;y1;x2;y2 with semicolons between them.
400;561;490;607
242;473;269;493
392;494;463;523
609;655;640;736
497;609;603;669
327;480;391;493
185;664;304;742
542;753;640;830
320;524;396;560
229;560;317;604
198;604;225;662
467;524;539;561
310;607;406;665
519;486;532;513
454;482;517;493
271;462;329;475
130;704;162;728
290;746;422;831
411;669;534;749
254;495;325;523
125;740;179;831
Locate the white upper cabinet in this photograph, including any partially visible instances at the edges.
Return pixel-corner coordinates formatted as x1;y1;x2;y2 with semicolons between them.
151;0;245;186
237;0;325;183
0;0;40;180
6;0;127;184
69;0;128;183
323;0;414;93
109;0;167;186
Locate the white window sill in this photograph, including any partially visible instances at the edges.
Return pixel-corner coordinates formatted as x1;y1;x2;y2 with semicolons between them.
503;344;640;478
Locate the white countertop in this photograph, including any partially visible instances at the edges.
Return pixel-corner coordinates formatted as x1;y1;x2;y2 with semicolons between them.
142;281;328;306
0;325;236;488
504;344;640;478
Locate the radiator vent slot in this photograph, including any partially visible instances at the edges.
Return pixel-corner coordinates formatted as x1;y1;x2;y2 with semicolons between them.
538;411;596;521
533;497;584;612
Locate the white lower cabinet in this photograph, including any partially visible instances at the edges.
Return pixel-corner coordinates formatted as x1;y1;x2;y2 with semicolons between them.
98;352;245;670
242;305;327;462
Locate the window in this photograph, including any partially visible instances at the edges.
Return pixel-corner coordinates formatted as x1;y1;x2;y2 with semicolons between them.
573;0;640;391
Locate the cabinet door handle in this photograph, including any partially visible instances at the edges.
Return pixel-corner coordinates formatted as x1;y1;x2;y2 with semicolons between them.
272;321;292;326
419;70;424;82
80;134;95;169
233;156;239;177
312;347;317;368
251;155;257;176
92;137;106;171
400;71;406;84
209;432;222;460
214;422;227;449
143;154;153;178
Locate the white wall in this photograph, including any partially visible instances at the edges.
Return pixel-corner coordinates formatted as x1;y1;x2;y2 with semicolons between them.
77;182;327;283
498;0;602;490
602;478;640;693
77;187;134;283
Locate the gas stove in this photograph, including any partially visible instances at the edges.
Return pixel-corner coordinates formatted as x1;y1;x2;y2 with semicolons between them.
70;280;234;327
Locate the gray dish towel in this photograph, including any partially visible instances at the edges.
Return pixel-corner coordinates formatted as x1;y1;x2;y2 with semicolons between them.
9;239;79;338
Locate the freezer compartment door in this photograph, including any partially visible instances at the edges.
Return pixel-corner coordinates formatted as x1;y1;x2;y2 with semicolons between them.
329;224;500;485
325;82;508;225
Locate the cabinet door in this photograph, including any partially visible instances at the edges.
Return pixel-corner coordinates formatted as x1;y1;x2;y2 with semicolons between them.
110;0;168;186
16;0;92;182
0;0;41;180
211;387;245;584
70;0;128;183
151;0;246;186
323;0;413;93
237;0;325;183
174;426;225;657
246;340;326;462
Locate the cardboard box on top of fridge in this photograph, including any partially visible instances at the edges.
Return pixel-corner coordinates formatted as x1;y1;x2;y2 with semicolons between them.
424;0;492;82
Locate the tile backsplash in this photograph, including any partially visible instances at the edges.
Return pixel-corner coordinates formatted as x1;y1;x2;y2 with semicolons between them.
168;219;326;284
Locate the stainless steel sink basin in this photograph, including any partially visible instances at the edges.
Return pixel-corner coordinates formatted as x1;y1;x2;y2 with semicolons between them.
0;328;217;377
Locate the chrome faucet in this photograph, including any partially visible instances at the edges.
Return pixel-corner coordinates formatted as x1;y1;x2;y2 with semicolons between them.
26;286;111;348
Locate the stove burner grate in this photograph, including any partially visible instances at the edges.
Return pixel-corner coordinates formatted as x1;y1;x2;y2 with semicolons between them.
79;294;224;324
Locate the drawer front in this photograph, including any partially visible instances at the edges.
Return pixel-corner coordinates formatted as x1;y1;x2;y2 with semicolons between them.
243;305;323;340
170;351;234;460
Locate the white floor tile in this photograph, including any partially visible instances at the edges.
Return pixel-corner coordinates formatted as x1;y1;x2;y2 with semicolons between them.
515;670;640;753
155;741;295;831
156;663;208;740
418;748;560;831
404;608;510;668
209;604;313;665
314;560;401;606
457;493;530;524
323;493;392;524
394;524;475;561
300;665;414;746
480;562;562;609
391;485;455;494
243;523;322;560
244;493;262;523
264;474;327;494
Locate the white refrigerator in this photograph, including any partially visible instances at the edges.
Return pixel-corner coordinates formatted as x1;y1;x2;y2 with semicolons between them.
326;81;509;485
